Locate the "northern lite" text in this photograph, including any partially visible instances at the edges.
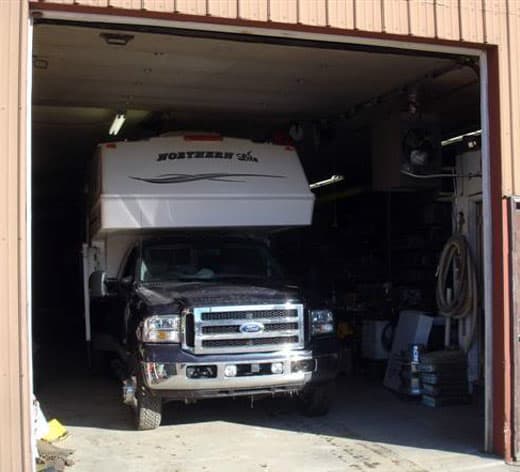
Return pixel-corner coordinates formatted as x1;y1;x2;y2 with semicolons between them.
157;151;258;162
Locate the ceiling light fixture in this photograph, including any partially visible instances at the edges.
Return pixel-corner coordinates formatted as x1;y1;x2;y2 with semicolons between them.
100;32;134;46
309;175;344;190
109;113;126;136
33;56;49;70
441;129;482;147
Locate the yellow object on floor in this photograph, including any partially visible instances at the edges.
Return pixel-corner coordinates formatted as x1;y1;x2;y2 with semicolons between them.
42;419;69;442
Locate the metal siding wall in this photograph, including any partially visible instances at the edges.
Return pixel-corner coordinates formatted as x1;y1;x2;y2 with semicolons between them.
238;0;268;22
327;0;354;30
208;0;238;19
507;1;520;193
460;0;484;43
298;0;328;26
269;0;298;24
142;0;174;12
0;2;31;472
383;0;409;35
107;0;140;9
434;0;461;41
409;0;436;37
353;0;383;32
176;0;207;15
483;0;513;194
75;0;109;6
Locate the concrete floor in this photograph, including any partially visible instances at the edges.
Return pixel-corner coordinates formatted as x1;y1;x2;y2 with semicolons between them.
37;365;513;472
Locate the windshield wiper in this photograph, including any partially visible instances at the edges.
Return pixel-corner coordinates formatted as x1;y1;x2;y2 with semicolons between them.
212;274;269;280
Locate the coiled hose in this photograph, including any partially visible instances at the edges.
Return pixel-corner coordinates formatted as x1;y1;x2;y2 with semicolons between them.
435;234;478;352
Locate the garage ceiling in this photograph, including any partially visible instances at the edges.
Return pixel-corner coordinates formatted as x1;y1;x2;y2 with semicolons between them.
33;24;478;126
32;23;480;196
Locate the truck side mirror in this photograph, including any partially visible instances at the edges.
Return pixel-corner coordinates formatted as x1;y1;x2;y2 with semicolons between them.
89;270;107;298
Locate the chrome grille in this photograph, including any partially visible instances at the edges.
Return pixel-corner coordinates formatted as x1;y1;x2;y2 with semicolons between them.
190;304;304;354
202;336;299;348
201;309;297;321
202;322;299;335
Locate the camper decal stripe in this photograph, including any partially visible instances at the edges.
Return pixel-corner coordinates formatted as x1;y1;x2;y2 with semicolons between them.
129;173;285;184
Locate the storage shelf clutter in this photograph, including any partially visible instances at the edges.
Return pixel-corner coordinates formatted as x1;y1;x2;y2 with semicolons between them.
419;350;471;407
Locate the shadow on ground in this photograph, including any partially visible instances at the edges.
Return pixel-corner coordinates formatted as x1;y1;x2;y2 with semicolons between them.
36;348;486;459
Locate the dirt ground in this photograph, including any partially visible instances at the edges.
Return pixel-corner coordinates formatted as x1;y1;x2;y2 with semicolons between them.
37;368;512;472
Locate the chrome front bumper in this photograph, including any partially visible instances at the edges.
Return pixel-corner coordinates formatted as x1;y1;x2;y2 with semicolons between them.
141;351;315;392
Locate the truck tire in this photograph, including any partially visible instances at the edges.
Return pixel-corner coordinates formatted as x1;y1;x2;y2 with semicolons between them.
135;376;162;430
301;383;334;417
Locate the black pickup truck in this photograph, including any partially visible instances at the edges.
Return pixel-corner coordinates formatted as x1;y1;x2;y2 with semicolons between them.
90;234;339;430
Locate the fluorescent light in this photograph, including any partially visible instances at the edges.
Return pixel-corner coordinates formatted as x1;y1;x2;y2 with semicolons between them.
441;129;481;147
109;113;126;136
309;174;344;190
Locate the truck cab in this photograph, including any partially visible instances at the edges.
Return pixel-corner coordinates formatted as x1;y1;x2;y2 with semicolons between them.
92;234;338;429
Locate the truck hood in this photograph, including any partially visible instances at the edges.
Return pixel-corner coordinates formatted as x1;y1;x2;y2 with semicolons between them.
136;279;302;309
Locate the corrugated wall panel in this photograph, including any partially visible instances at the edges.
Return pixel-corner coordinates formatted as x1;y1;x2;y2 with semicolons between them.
382;0;409;35
238;0;268;21
326;0;354;30
434;0;461;41
298;0;327;26
142;0;174;13
72;0;109;7
0;2;31;472
408;0;436;37
507;1;520;194
175;0;207;16
484;0;513;194
109;0;143;9
208;0;238;19
353;0;383;33
460;0;485;43
39;0;74;4
268;0;297;23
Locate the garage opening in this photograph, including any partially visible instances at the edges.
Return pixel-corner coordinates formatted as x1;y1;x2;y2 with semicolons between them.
31;21;491;470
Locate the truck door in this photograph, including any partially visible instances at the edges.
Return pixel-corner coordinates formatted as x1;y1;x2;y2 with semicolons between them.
119;247;139;344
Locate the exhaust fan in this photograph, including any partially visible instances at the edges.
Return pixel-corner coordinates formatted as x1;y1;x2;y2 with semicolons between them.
372;113;441;191
401;126;435;174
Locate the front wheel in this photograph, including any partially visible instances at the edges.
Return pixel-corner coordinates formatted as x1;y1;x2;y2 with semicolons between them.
301;383;335;417
135;375;162;430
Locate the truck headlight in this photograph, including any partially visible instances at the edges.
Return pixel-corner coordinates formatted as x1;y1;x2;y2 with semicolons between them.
142;315;181;343
311;309;334;335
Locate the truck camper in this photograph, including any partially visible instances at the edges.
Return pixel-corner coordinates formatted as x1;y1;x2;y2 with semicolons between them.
86;133;339;430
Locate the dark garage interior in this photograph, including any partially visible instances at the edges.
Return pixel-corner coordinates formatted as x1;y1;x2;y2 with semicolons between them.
31;22;489;471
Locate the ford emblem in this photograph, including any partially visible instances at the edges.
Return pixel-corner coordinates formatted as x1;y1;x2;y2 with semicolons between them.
239;322;265;334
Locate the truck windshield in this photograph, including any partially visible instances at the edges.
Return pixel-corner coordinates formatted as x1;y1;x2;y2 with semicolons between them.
140;242;284;282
